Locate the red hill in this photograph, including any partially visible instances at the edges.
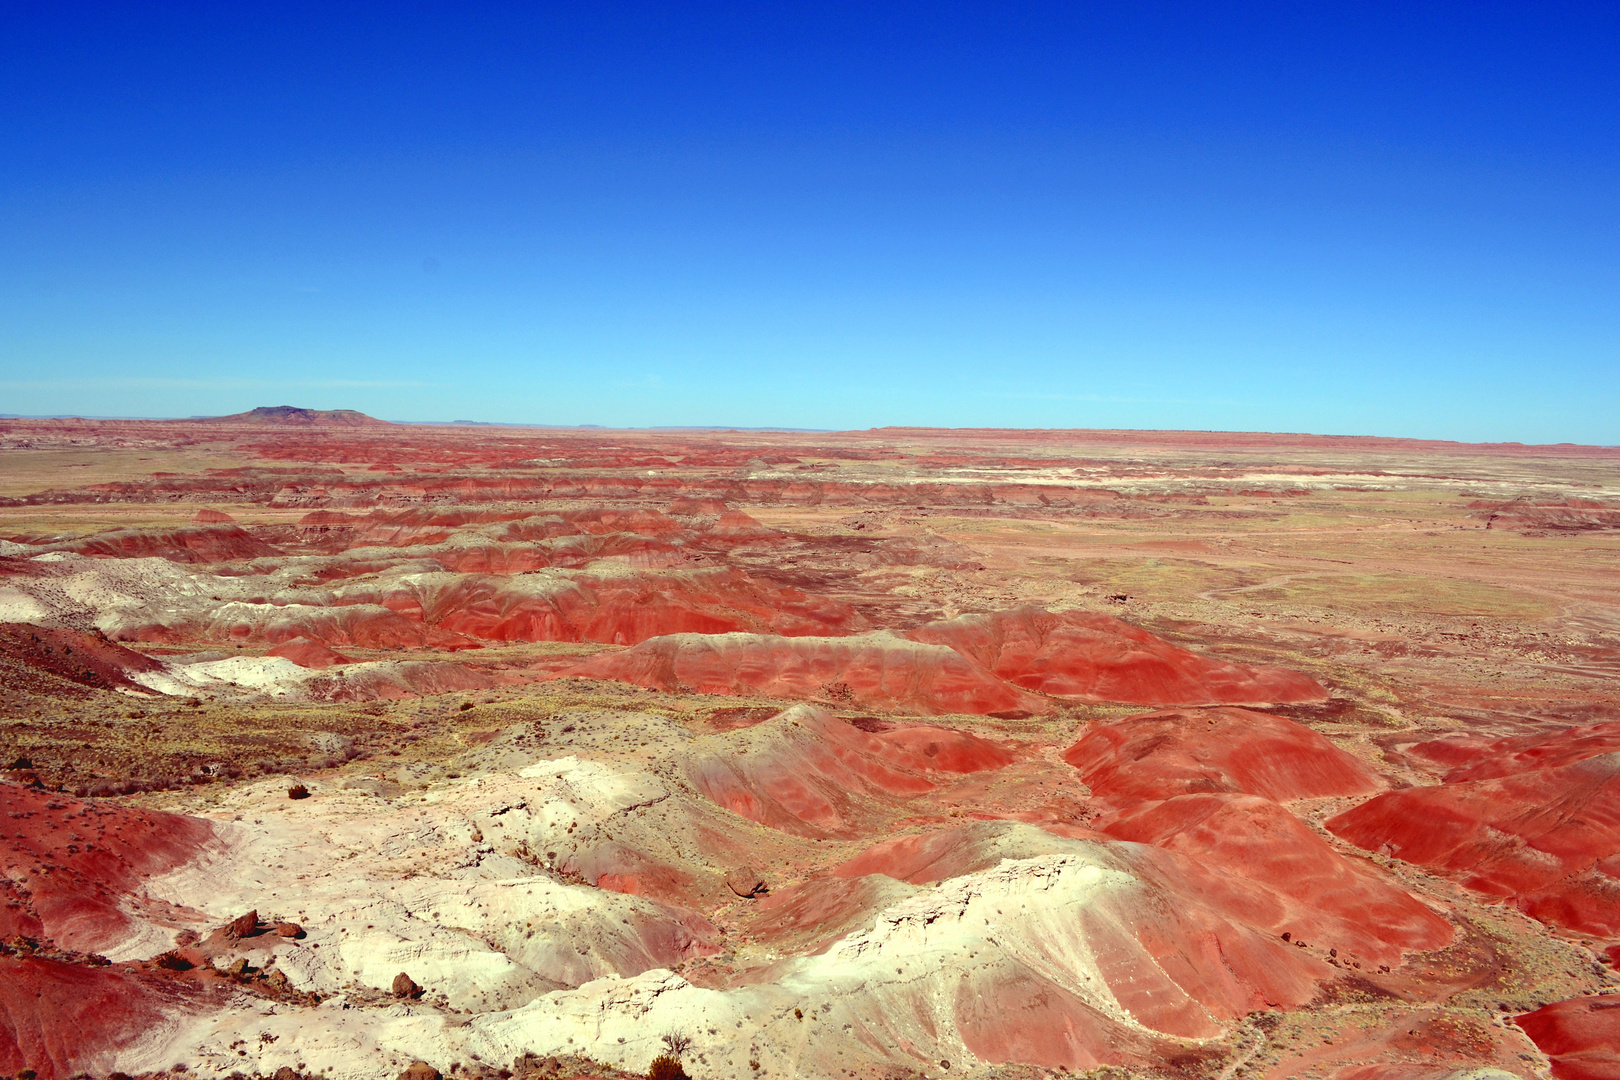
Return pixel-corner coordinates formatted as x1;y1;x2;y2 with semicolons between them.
907;606;1328;706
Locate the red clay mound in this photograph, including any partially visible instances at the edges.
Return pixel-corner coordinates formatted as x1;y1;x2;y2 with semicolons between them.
1102;793;1452;967
1065;707;1384;804
830;811;1448;972
0;623;165;693
0;955;205;1080
746;873;915;953
189;508;236;524
547;532;692;569
414;568;865;645
667;497;729;516
1327;754;1620;935
305;508;544;550
800;820;1350;1050
703;510;783;545
265;636;352;668
564;508;688;537
1517;994;1620;1080
687;706;1018;837
1096;842;1399;1036
962;832;1343;1045
426;543;555;575
0;783;216;953
559;631;1046;716
1473;498;1620;535
48;523;279;564
116;601;475;651
907;606;1328;706
830;820;1088;884
1410;721;1620;782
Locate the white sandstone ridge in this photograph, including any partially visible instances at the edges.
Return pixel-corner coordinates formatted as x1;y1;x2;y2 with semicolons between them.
0;550;431;645
128;846;1223;1080
0;552;496;700
120;758;711;1000
125;653;495;701
107;744;1339;1080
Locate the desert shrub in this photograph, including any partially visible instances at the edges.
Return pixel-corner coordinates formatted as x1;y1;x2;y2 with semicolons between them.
647;1055;688;1080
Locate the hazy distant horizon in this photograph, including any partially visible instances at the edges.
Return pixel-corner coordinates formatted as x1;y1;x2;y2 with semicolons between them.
5;409;1616;450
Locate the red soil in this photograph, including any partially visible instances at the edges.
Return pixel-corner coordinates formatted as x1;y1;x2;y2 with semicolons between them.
815;821;1349;1057
0;956;203;1080
0;783;215;954
1065;707;1385;804
265;637;352;668
573;846;696;903
1472;498;1620;534
565;508;688;537
1102;793;1453;966
0;624;166;693
1099;846;1369;1033
830;822;1055;884
1;420;1605;1075
1410;721;1620;782
408;568;866;645
745;874;907;952
908;606;1328;706
687;708;1018;837
982;852;1340;1049
116;602;477;651
667;497;730;516
44;524;279;564
1516;994;1620;1080
1327;754;1620;935
559;632;1046;716
951;971;1168;1071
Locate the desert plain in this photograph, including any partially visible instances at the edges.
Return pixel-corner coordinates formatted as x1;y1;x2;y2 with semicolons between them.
2;409;1619;1080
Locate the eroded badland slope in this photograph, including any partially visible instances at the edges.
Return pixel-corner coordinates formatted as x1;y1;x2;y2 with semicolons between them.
2;416;1619;1080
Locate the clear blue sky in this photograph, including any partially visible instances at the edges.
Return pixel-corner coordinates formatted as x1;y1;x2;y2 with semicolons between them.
2;3;1616;442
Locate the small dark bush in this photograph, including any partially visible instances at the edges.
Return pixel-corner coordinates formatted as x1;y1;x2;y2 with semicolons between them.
647;1055;688;1080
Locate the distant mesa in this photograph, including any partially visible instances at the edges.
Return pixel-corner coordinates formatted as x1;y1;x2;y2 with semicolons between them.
207;405;388;426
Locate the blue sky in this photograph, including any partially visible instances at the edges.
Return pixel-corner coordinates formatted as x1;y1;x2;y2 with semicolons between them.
2;3;1616;442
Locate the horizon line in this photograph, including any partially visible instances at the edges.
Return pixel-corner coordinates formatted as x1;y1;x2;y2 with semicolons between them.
1;412;1616;452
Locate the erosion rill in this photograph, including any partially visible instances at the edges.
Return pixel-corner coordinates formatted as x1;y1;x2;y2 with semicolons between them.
2;414;1619;1079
